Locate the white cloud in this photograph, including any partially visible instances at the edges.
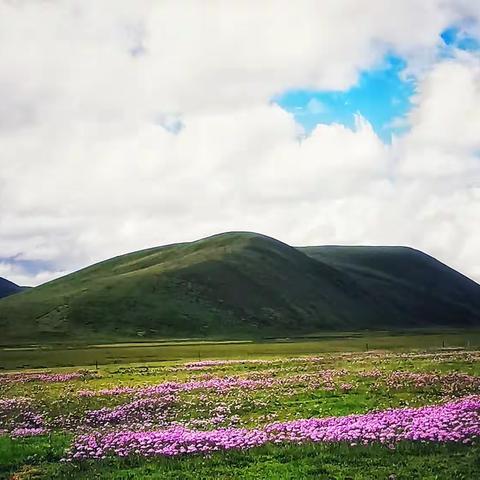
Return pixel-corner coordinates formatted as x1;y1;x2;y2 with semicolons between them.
0;261;67;288
0;1;479;285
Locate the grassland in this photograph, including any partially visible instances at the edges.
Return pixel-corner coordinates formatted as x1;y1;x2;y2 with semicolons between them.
1;336;480;479
2;439;479;479
2;330;480;370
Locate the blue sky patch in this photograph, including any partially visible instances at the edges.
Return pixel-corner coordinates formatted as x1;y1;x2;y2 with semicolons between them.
441;26;480;52
0;257;55;276
274;55;415;143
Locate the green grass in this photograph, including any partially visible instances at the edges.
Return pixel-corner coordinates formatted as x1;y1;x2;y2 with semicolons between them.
2;440;479;480
1;345;480;478
2;331;480;370
1;232;480;345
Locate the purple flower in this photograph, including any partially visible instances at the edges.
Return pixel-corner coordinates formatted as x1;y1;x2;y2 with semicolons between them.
66;396;480;461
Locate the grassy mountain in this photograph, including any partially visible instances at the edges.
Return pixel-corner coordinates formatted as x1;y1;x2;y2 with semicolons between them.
1;232;479;344
0;277;25;300
300;246;480;328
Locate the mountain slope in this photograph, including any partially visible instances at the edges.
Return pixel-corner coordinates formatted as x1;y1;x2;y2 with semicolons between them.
1;232;480;344
0;277;24;299
300;246;480;327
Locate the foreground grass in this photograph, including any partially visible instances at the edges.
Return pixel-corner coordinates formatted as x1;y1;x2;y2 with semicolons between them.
1;437;479;480
1;347;480;479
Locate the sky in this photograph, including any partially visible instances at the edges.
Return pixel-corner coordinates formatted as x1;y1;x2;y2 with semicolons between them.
0;0;480;286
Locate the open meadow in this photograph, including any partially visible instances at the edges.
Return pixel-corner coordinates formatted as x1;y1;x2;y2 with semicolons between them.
1;334;480;479
3;1;480;478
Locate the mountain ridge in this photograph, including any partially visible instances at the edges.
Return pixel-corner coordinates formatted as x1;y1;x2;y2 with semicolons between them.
0;277;26;300
1;231;479;344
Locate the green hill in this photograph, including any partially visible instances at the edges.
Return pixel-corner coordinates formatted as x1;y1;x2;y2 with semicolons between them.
0;277;25;299
1;232;479;344
300;245;480;327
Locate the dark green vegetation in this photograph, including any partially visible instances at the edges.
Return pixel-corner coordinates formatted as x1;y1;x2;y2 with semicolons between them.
2;438;479;480
0;278;24;300
1;232;480;344
302;245;480;327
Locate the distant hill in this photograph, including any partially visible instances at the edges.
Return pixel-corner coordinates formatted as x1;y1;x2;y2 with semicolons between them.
0;277;25;300
1;232;479;344
300;245;480;328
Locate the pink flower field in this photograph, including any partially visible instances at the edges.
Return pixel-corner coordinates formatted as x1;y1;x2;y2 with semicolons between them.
1;349;480;478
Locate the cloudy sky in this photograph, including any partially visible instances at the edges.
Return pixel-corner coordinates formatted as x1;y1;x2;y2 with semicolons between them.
1;0;480;286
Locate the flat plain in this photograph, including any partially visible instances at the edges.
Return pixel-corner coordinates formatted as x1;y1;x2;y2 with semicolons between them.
2;330;480;370
1;332;480;479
